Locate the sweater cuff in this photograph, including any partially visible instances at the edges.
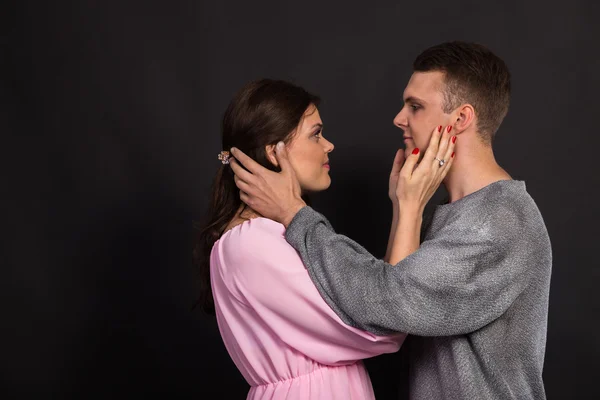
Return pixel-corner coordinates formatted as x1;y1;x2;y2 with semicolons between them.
285;206;319;250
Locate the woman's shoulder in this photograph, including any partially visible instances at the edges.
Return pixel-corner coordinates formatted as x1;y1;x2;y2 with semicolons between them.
220;216;285;241
216;217;293;264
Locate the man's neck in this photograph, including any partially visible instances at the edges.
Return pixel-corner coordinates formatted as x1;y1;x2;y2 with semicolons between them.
443;140;512;203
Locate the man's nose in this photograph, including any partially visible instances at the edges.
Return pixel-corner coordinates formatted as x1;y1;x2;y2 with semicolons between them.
393;107;408;130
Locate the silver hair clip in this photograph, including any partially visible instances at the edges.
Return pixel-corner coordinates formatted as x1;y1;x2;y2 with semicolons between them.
218;151;230;164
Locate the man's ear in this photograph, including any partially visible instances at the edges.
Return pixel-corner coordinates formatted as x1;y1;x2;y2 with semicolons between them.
265;144;279;167
453;104;475;134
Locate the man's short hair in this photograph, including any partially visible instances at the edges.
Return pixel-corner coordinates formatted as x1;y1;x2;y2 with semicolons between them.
413;41;511;143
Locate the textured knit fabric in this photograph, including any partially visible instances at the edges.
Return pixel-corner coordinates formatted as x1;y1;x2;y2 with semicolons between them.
285;180;552;399
210;217;405;399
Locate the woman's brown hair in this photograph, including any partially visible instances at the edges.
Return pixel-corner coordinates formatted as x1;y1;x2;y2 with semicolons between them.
193;79;320;314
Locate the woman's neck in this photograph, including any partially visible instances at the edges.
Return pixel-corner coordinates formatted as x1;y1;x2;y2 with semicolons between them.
224;205;262;233
239;206;262;220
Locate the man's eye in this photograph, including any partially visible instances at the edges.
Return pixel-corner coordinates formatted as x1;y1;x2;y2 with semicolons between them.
410;104;421;111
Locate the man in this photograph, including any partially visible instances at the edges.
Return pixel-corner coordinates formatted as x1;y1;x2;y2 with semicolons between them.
229;41;552;399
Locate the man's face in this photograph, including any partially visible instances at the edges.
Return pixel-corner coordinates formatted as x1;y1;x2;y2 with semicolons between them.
393;71;453;152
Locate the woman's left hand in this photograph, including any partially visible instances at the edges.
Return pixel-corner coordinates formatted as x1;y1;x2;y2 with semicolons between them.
395;125;456;213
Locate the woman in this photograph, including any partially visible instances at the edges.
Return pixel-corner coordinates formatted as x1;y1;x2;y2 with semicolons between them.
195;79;447;399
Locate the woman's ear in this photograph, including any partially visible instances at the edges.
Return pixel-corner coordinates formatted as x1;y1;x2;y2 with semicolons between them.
453;104;475;134
265;144;279;167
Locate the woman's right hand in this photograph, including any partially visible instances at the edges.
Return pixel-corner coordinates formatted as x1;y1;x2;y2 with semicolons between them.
395;125;456;214
388;148;406;207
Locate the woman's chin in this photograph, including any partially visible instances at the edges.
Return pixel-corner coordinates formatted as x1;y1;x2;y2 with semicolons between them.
319;178;332;191
301;179;331;193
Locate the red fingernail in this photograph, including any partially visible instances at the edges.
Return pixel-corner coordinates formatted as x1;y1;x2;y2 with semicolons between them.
438;125;442;132
452;136;456;143
412;148;420;155
451;152;455;158
447;126;452;133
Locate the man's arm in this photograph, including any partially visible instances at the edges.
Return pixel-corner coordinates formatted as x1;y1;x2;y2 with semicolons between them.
218;221;404;366
285;206;537;337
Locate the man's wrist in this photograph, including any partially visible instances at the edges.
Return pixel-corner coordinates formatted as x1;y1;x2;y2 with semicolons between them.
281;200;306;228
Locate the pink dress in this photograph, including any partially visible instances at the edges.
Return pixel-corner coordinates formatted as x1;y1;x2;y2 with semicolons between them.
210;217;406;399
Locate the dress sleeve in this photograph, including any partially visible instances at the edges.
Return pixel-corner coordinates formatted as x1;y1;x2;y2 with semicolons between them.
285;206;548;336
222;221;404;366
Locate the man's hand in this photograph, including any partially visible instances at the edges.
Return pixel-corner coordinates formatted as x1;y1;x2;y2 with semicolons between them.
229;142;306;227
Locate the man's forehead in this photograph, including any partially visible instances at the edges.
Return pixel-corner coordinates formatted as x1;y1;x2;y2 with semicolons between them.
403;71;445;101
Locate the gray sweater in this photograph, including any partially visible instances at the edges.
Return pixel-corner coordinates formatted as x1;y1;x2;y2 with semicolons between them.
285;180;552;399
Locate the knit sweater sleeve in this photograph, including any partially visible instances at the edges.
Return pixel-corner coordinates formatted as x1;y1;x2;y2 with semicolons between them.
285;205;543;336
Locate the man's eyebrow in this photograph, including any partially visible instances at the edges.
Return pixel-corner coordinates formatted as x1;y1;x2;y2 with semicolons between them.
404;96;427;104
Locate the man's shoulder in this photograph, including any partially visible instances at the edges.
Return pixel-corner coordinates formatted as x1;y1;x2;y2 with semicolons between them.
433;180;546;239
492;181;547;227
478;180;550;251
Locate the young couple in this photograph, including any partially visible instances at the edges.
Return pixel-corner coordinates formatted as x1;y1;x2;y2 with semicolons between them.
196;41;552;399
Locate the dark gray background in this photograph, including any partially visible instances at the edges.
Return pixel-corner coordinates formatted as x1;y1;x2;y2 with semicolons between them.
3;0;599;398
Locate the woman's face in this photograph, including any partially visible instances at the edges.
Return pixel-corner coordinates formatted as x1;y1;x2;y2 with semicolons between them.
270;105;334;193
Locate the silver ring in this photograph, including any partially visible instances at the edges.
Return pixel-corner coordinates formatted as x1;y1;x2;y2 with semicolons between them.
434;157;445;167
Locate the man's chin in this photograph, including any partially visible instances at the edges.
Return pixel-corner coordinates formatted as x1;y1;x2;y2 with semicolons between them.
404;144;416;154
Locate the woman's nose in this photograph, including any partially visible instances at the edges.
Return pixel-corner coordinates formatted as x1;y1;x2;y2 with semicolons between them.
323;138;334;153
